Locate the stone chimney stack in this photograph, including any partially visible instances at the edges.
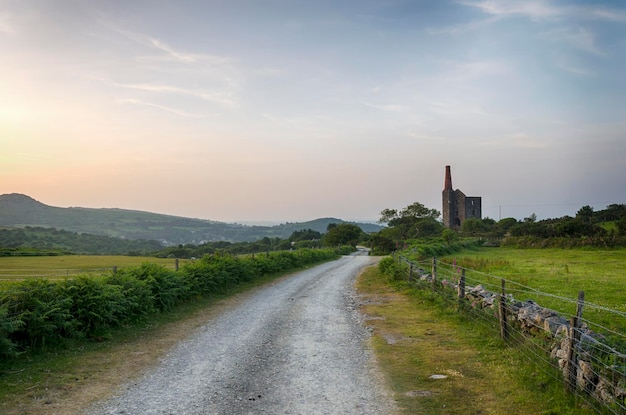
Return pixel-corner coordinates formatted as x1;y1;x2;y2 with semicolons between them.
444;165;453;191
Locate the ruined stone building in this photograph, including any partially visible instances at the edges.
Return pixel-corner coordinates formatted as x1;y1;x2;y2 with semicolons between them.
442;165;482;229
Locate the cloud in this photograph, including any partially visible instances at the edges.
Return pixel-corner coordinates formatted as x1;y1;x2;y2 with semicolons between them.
118;98;206;118
92;23;243;108
587;7;626;22
480;132;549;149
93;77;238;108
549;27;604;56
459;0;626;23
429;100;488;116
138;39;233;67
364;102;407;112
0;12;15;34
106;24;237;69
148;38;196;63
426;15;501;35
555;60;592;76
436;59;512;82
458;0;562;20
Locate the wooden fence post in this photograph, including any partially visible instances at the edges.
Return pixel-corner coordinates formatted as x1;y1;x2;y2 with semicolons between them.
498;279;509;341
409;262;413;282
175;258;179;272
565;291;585;392
431;257;437;290
458;268;466;308
112;266;117;274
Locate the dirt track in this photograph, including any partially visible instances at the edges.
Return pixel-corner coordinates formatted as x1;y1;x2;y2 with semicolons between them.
87;251;397;414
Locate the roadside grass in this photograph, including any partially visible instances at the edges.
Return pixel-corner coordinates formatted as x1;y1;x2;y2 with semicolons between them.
0;264;321;415
357;266;595;415
0;255;186;281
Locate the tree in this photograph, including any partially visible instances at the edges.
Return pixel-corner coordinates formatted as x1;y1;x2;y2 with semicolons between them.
399;202;440;221
414;217;444;237
576;205;594;224
523;213;537;223
442;228;458;245
460;218;491;236
289;229;322;242
496;217;518;235
378;202;440;225
378;208;398;224
322;223;363;247
369;234;396;255
376;202;442;244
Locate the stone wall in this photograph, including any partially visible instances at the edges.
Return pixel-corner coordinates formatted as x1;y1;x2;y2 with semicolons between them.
411;266;625;409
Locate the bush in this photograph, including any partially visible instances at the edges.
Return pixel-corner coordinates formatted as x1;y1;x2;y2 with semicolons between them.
105;271;155;317
0;303;22;358
2;279;74;350
378;257;407;281
59;276;128;338
117;264;188;311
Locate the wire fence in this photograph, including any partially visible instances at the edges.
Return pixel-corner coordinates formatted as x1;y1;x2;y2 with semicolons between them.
396;255;626;414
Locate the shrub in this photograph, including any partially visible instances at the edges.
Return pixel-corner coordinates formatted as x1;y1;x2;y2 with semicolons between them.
378;257;407;281
59;276;128;338
2;279;74;350
118;263;188;311
105;271;155;317
0;303;22;358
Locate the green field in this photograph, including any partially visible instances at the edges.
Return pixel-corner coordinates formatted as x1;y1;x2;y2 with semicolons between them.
0;255;186;281
437;247;626;335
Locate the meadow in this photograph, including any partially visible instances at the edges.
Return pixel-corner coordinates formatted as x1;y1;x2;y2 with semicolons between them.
428;247;626;342
438;247;625;309
0;255;184;281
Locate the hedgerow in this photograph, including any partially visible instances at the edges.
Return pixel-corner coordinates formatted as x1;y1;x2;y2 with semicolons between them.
0;249;338;359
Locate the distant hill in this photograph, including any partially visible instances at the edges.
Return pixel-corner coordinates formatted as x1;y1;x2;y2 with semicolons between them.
0;194;382;245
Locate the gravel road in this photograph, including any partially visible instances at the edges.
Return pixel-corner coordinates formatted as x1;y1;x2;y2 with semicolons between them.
88;251;398;415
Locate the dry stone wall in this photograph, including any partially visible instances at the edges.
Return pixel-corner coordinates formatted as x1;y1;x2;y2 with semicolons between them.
411;267;625;408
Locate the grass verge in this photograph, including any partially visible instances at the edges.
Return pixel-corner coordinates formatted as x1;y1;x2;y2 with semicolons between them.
356;265;597;415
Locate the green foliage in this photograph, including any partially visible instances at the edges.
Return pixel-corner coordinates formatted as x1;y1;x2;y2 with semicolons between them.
442;228;458;245
60;276;129;338
369;234;396;255
0;226;163;256
0;248;339;359
289;228;322;241
105;271;156;316
322;223;363;247
405;239;482;260
377;257;408;281
460;217;491;235
378;202;440;224
116;264;187;312
2;279;73;350
0;304;21;358
374;202;443;247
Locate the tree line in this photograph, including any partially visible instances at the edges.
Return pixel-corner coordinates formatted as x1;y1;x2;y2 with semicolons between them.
155;223;368;258
0;223;370;258
0;226;163;256
367;202;626;254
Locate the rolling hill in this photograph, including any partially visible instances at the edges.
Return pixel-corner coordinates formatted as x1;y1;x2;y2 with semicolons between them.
0;194;382;245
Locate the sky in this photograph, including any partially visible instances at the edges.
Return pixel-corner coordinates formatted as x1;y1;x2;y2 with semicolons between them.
1;0;626;224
